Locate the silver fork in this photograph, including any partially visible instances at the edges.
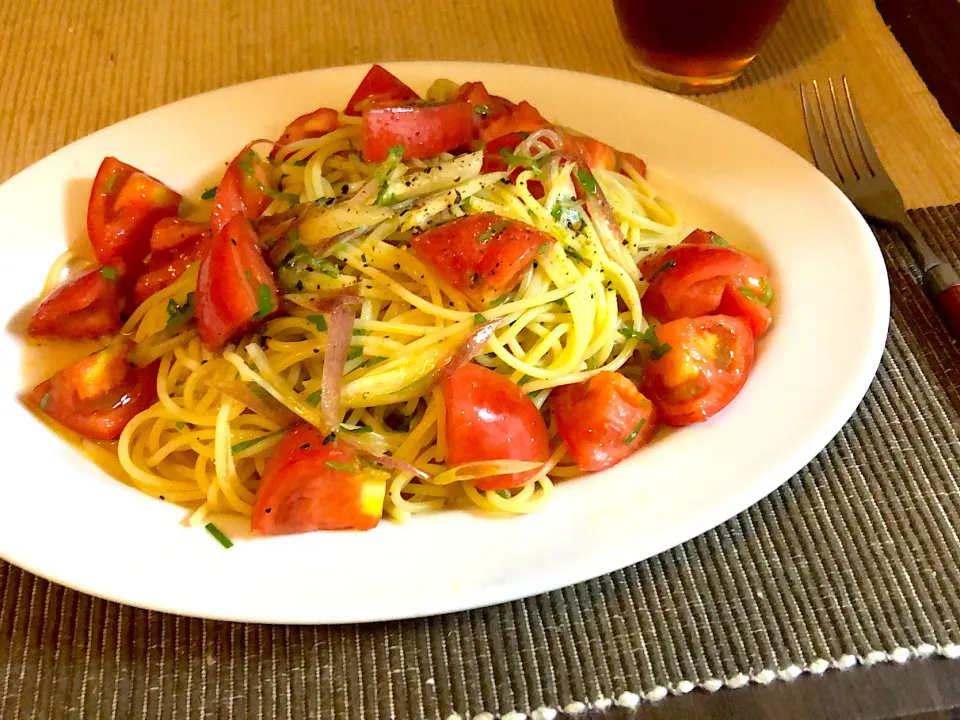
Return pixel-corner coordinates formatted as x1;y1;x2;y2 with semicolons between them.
801;77;960;340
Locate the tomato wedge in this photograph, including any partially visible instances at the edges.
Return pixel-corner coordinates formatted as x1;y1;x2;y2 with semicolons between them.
133;231;210;306
716;281;773;337
87;157;182;267
641;315;755;426
442;363;550;491
272;107;340;156
362;102;474;162
195;215;279;349
410;213;553;309
551;371;658;472
479;101;548;143
455;81;515;136
210;144;274;235
251;425;387;534
639;230;772;334
28;267;123;339
344;64;419;116
30;339;159;441
149;217;208;252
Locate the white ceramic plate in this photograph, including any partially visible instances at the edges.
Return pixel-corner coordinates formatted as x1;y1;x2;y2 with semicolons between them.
0;62;888;624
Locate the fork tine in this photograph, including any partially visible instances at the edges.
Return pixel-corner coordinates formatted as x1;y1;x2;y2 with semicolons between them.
801;82;842;185
841;76;883;177
827;78;865;181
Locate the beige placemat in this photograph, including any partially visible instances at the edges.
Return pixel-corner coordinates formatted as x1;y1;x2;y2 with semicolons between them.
0;0;957;207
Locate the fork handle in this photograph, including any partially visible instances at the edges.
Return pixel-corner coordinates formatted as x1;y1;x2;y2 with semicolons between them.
924;264;960;341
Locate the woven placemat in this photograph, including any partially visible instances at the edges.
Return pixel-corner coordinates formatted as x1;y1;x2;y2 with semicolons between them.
2;206;959;719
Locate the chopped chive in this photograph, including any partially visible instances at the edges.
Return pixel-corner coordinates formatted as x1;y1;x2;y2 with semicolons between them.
268;188;301;205
476;221;510;244
39;392;50;411
175;421;186;430
342;424;373;434
352;328;367;336
537;243;550;255
585;357;597;370
231;430;283;455
103;172;120;194
518;374;532;385
474;104;490;117
738;286;760;302
710;235;730;246
489;294;509;307
624;419;647;445
564;247;586;264
387;145;405;162
551;204;563;221
325;460;354;472
575;168;597;194
620;326;644;340
200;185;218;200
293;159;309;167
165;292;196;331
99;265;119;280
204;522;234;549
252;284;274;320
498;148;542;176
364;356;386;367
347;346;363;361
759;279;774;306
647;259;676;282
306;390;322;406
496;489;511;499
307;314;327;331
474;313;487;324
641;326;671;359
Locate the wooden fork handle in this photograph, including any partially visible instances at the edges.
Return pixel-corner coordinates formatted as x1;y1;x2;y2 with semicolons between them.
924;264;960;341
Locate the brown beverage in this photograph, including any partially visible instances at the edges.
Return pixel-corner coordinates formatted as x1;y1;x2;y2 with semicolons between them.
613;0;790;92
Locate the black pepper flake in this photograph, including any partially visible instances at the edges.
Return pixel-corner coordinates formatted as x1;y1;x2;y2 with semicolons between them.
159;495;165;500
265;508;272;514
341;184;349;194
325;197;335;206
322;432;336;445
295;280;304;291
313;348;320;354
394;263;401;270
301;442;311;449
454;190;462;204
120;312;129;322
230;238;237;245
361;254;367;263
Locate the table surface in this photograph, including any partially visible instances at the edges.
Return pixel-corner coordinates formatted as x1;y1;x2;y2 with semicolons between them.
2;0;960;717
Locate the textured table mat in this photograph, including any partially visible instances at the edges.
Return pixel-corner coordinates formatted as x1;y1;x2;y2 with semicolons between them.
3;0;960;717
3;208;960;718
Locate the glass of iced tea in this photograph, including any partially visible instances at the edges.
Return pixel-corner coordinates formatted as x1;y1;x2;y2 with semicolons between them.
613;0;790;93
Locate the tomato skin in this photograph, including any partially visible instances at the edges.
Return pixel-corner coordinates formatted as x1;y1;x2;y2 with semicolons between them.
272;107;340;155
195;215;279;350
211;144;274;235
410;213;553;309
551;372;658;472
251;426;387;534
639;233;770;327
361;102;474;162
563;135;617;171
442;363;550;490
28;267;123;339
133;232;210;306
641;315;755;426
455;81;515;136
30;339;159;441
149;217;207;252
479;101;548;143
479;132;545;198
716;282;773;336
87;157;182;267
344;64;419;116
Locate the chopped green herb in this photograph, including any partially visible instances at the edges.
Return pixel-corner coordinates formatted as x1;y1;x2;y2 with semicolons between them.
306;390;322;406
175;421;186;430
347;346;363;361
496;489;511;499
236;150;258;177
498;148;542;176
99;265;119;280
387;145;405;162
620;326;644;340
551;204;564;222
325;460;354;472
758;279;774;306
293;159;309;167
474;313;487;324
489;294;510;307
39;392;50;411
474;104;490;117
267;188;301;205
476;221;510;245
537;243;550;255
103;172;119;194
165;292;196;332
738;286;759;302
204;523;234;549
252;284;274;320
352;328;367;336
640;326;672;359
710;235;730;246
200;185;218;200
244;270;253;280
647;259;676;282
231;429;284;455
585;357;597;370
564;247;586;264
624;418;647;445
342;424;373;434
518;374;532;385
575;168;597;194
307;314;327;332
